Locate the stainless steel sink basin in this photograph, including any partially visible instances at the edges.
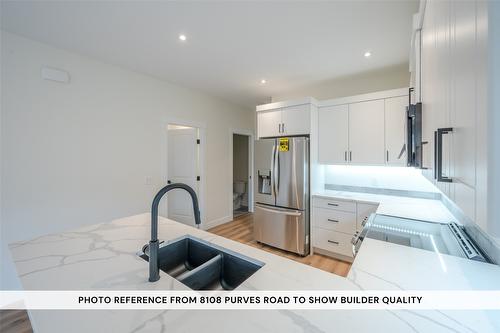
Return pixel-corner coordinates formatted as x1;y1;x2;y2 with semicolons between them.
138;235;264;290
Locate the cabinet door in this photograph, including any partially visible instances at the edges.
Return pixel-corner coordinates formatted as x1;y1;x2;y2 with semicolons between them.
450;0;477;221
348;100;385;165
282;104;310;136
318;105;349;164
257;110;281;138
384;96;407;166
420;0;437;178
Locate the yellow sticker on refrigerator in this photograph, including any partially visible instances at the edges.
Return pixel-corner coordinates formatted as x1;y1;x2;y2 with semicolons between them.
279;138;289;152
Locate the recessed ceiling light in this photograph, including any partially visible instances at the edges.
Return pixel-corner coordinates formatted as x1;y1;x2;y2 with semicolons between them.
260;79;267;84
179;34;187;41
364;51;371;58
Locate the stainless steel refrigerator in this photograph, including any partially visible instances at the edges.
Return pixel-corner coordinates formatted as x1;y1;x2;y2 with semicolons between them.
254;136;309;256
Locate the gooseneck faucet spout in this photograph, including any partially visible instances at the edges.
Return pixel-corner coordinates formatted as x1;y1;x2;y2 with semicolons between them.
149;183;201;282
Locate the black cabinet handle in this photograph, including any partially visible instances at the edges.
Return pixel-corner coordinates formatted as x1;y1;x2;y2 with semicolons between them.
436;127;453;183
327;219;339;223
434;131;438;179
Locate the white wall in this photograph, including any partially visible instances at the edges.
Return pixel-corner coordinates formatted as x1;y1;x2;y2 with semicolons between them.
0;31;254;289
271;63;410;102
324;165;439;193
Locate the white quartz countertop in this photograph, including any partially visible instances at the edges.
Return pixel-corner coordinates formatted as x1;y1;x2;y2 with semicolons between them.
313;189;457;223
9;213;500;332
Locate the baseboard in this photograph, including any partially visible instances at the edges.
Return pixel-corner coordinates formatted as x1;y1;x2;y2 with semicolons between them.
313;247;354;263
204;215;232;230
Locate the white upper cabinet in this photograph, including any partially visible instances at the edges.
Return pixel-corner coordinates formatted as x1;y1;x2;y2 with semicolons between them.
257;109;282;138
281;104;311;136
419;0;490;227
256;101;312;138
317;89;409;166
318;105;349;164
348;99;385;165
384;96;408;166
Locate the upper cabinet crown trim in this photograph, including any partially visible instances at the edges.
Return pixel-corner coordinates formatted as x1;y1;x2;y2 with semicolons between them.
256;97;318;112
318;87;409;107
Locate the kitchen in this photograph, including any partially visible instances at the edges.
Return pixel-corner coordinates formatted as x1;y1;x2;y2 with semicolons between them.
1;1;500;332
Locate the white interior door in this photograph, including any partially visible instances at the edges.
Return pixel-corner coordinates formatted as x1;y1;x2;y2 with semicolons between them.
167;127;199;226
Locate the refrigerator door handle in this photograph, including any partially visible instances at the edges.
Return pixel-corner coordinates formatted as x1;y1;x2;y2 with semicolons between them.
274;146;280;197
255;204;302;216
271;143;277;196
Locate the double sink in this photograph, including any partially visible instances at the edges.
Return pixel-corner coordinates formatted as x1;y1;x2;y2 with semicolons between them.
138;235;264;290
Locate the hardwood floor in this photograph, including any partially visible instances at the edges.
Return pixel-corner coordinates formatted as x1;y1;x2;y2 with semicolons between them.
0;310;33;333
208;213;352;277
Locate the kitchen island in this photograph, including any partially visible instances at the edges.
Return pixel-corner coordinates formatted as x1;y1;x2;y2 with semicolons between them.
9;213;500;332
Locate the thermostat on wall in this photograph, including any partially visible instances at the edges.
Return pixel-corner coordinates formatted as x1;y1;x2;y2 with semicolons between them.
41;66;70;83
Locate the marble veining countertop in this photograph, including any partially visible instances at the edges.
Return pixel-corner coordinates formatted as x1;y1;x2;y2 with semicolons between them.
9;213;500;333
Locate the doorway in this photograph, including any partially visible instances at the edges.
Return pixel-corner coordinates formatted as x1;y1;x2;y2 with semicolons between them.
232;133;252;218
165;124;202;226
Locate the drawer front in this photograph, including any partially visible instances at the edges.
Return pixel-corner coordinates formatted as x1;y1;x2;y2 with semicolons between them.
313;208;356;234
313;197;356;213
313;227;353;258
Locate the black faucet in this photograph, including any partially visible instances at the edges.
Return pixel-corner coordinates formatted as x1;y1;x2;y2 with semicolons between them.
149;183;201;282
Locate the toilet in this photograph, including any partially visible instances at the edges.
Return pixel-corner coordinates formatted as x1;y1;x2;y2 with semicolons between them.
233;180;247;210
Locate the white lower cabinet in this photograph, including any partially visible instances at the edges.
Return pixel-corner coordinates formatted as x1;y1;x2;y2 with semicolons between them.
313;228;353;258
312;197;356;213
312;197;378;261
314;207;356;234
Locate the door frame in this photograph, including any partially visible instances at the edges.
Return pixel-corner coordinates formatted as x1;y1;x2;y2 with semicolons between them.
161;118;206;228
229;129;254;219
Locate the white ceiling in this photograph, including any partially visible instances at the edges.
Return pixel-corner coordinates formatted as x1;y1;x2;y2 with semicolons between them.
1;1;418;108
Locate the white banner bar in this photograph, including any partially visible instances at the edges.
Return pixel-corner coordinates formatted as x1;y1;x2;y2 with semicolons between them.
2;290;500;310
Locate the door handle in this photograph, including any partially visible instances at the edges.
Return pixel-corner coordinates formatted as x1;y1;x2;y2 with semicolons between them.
397;144;406;159
282;123;285;134
344;151;347;162
349;151;352;162
386;150;389;162
327;240;339;245
436;127;453;183
275;146;280;196
256;205;302;216
327;219;339;223
271;144;277;196
434;131;438;179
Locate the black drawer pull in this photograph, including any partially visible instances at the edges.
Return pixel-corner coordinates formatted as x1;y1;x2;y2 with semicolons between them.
327;219;339;223
327;240;339;245
327;203;339;206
